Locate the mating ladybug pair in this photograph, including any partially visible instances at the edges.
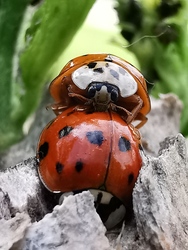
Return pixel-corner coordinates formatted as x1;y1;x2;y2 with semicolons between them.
36;54;151;229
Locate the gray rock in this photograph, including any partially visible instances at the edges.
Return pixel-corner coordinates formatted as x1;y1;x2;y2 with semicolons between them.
133;134;188;250
140;94;183;156
0;157;47;221
0;189;12;220
18;191;111;250
0;213;30;250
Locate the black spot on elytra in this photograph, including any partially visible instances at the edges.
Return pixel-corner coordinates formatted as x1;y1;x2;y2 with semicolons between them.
59;126;73;138
38;142;49;160
87;62;97;68
75;161;83;172
118;137;131;152
128;173;134;185
93;67;104;73
56;162;64;174
86;131;104;146
110;69;119;80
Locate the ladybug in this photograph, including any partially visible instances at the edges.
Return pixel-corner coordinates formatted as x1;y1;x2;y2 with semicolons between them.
37;107;143;229
49;54;150;129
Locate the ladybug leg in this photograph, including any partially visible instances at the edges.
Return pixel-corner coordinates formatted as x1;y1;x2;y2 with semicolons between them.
110;95;144;125
68;91;94;112
129;124;141;141
110;103;134;123
111;103;132;116
125;94;143;124
68;92;92;104
74;105;91;112
134;113;148;129
67;85;92;105
46;103;69;116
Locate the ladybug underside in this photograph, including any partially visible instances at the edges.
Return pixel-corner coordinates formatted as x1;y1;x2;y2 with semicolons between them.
59;189;126;229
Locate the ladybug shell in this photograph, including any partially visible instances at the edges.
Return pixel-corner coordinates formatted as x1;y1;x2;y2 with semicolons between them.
49;53;150;117
37;107;142;205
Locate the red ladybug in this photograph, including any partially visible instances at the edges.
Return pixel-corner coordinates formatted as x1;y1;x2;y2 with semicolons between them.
37;107;142;228
49;54;150;128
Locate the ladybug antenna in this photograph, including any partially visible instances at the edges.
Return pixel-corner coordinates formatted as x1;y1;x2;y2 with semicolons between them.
123;25;171;49
145;79;155;92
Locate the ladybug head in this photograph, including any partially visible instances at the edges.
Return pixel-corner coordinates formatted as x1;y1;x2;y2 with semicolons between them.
87;82;119;110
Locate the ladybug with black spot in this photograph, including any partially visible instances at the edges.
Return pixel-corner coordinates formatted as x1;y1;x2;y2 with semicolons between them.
36;107;143;229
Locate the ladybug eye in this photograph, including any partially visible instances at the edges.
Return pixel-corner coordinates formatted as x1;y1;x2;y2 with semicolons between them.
88;85;96;98
111;88;119;102
106;84;119;102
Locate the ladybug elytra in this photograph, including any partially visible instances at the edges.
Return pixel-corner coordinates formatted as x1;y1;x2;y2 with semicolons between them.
37;107;143;229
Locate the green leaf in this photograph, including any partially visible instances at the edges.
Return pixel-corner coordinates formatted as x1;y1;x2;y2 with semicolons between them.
17;0;95;125
0;0;31;149
0;0;95;151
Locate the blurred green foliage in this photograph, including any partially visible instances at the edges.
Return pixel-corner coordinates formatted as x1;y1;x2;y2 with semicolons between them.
1;0;187;152
115;0;188;135
0;0;95;151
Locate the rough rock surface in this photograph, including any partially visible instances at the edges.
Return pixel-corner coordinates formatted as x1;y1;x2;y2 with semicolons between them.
140;93;183;156
0;213;31;250
0;157;46;222
19;192;111;250
0;93;188;250
133;134;188;250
